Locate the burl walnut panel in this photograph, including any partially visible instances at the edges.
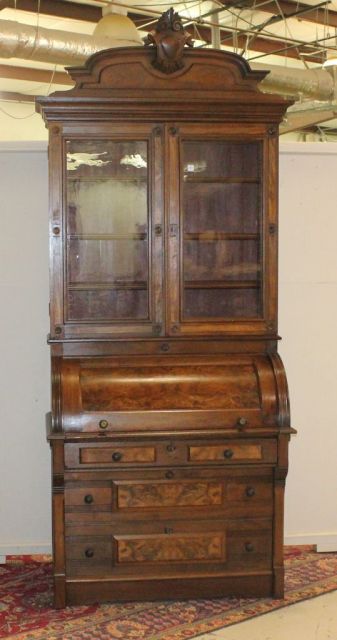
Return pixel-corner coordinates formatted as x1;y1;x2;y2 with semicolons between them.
116;533;225;563
189;443;262;461
80;364;260;411
117;481;223;509
80;446;156;465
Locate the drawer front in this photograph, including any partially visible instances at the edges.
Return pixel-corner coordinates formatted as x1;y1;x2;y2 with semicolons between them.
80;446;155;465
64;471;273;520
65;443;156;468
189;440;276;464
65;519;272;577
64;438;277;469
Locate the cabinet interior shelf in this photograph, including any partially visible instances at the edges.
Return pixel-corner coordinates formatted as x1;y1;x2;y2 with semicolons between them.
184;232;259;241
183;177;260;184
67;176;147;182
67;233;147;241
68;281;147;291
184;280;260;289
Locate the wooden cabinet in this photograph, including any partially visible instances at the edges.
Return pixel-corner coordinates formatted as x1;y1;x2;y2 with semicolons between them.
37;10;294;608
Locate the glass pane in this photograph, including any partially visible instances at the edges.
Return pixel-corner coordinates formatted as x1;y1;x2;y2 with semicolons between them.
67;239;147;284
184;289;260;319
65;140;149;323
183;141;260;179
182;140;262;320
184;239;260;281
183;183;259;234
68;290;148;321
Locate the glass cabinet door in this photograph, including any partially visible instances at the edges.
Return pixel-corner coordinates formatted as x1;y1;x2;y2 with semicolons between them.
167;125;275;336
52;126;164;339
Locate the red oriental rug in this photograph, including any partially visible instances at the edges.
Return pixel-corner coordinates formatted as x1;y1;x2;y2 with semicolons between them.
0;546;337;640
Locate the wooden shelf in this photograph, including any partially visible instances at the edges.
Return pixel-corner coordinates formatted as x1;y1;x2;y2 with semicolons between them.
183;177;260;184
67;176;147;182
184;232;259;241
67;233;147;241
68;281;148;291
184;280;260;289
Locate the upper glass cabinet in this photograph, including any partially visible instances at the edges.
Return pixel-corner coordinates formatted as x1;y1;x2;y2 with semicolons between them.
167;124;276;337
50;124;164;339
182;140;262;320
65;140;149;323
49;123;276;339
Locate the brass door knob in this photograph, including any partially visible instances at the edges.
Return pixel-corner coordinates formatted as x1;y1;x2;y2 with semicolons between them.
84;494;94;504
112;451;122;462
99;419;108;429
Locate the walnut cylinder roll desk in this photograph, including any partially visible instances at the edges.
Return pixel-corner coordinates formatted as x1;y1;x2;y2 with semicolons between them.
36;10;294;609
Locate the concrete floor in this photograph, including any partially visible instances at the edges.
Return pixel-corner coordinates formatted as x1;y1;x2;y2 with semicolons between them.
195;590;337;640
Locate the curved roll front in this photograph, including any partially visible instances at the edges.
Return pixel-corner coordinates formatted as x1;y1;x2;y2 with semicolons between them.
54;353;289;434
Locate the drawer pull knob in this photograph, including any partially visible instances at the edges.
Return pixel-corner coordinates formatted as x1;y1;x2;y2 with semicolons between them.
223;449;234;459
237;417;247;427
85;548;94;558
112;451;122;462
99;419;108;430
246;487;256;498
165;470;174;479
245;542;254;553
164;527;174;534
84;494;94;504
166;444;176;453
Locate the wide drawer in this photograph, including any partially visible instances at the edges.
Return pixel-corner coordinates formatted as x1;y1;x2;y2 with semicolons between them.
64;468;273;521
65;517;272;578
64;438;277;469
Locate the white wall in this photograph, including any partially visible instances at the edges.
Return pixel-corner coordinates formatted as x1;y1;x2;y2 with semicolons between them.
0;141;336;556
0;142;50;558
279;143;337;551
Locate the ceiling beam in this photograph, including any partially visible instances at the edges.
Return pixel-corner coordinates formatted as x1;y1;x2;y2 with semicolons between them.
0;0;101;22
0;64;73;85
0;2;327;63
219;0;337;29
0;89;35;101
2;0;337;31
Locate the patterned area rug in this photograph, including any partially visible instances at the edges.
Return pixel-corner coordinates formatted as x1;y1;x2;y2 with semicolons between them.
1;546;337;640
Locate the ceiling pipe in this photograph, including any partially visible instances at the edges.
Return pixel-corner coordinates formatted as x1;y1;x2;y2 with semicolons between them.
251;62;335;100
0;19;141;66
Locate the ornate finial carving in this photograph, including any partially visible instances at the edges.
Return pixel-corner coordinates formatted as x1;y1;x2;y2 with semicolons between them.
144;8;194;74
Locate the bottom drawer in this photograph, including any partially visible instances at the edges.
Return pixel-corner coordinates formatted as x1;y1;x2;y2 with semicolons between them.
65;519;272;577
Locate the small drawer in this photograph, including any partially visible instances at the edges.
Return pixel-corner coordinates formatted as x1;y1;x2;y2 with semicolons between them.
65;443;156;468
65;485;112;508
81;446;155;465
188;439;276;464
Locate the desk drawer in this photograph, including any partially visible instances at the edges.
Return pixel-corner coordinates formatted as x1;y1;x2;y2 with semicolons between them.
65;518;272;577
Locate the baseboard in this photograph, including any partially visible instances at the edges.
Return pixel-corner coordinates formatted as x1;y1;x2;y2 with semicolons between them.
0;543;52;558
284;533;337;552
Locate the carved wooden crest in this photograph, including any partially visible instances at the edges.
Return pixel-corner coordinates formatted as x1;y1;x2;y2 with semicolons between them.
144;8;194;74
